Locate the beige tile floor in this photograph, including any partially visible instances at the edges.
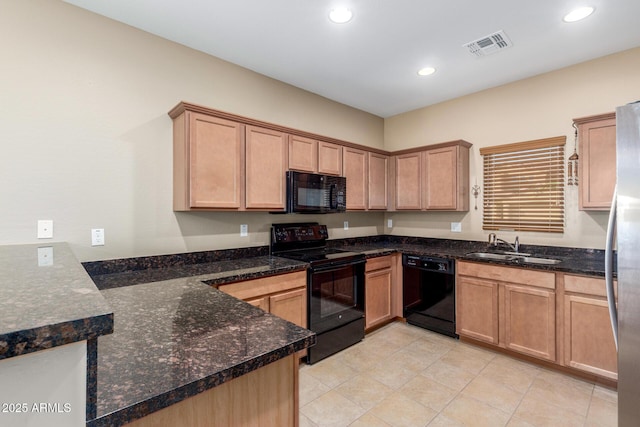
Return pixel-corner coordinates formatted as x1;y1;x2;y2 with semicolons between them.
299;322;617;427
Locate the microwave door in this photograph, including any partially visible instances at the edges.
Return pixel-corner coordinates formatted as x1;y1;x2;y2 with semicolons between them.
329;184;337;210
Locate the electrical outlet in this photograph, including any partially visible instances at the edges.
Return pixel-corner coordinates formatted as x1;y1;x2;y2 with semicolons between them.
240;224;248;237
37;246;54;266
37;220;53;239
343;221;349;230
451;222;462;233
91;229;105;246
387;219;393;228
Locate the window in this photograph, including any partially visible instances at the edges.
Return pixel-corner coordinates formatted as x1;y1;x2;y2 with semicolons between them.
480;136;566;233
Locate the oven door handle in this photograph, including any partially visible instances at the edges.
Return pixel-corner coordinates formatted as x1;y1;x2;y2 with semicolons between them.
309;259;365;273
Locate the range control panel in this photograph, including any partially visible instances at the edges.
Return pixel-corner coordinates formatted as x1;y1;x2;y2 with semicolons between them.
271;223;329;244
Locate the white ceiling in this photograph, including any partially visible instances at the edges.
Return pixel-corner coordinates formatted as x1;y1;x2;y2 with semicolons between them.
64;0;640;118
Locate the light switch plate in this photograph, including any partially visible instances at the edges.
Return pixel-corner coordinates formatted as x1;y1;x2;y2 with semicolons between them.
451;222;462;233
37;246;54;266
240;224;248;237
387;219;393;228
344;221;349;230
37;220;53;239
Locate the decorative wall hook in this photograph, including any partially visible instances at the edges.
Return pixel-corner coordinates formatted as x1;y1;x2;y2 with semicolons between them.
472;183;481;210
568;123;579;185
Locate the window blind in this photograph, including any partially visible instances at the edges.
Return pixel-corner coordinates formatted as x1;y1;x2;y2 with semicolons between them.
480;136;566;233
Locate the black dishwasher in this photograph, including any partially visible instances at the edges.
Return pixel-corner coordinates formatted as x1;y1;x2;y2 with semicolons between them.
402;254;457;338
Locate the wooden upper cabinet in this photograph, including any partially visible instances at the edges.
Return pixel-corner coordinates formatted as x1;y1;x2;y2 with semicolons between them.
393;141;470;211
394;152;422;210
343;147;368;210
288;135;317;173
318;141;343;176
423;144;469;211
245;125;287;210
288;138;342;176
574;112;616;210
368;152;388;210
172;111;243;210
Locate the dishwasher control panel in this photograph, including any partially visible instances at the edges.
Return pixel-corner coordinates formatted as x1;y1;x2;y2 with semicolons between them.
403;254;454;274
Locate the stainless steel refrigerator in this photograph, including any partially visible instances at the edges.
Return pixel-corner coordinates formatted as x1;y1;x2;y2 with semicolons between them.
605;101;640;426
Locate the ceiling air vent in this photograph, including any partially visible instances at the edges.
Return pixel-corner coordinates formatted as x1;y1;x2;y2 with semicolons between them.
463;30;513;57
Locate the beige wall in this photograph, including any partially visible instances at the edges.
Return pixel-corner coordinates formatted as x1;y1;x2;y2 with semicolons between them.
0;0;384;261
384;47;640;249
2;1;638;262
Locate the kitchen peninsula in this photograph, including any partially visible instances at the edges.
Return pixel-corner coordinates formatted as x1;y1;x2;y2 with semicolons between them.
0;243;315;427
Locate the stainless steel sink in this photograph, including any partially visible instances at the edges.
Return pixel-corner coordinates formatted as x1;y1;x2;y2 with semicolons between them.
465;252;514;260
465;252;561;265
517;256;561;265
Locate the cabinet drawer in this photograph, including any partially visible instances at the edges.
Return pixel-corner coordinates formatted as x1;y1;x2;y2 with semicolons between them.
366;255;393;272
564;274;617;298
218;271;306;301
458;261;555;290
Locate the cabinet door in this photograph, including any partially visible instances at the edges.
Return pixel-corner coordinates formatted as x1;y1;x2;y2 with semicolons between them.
245;126;287;210
343;147;367;210
246;296;270;312
365;268;392;329
423;146;457;210
186;113;243;209
564;294;617;380
269;288;307;329
578;115;616;210
318;141;343;176
503;284;556;362
368;152;388;210
456;276;499;344
394;153;421;210
288;135;317;173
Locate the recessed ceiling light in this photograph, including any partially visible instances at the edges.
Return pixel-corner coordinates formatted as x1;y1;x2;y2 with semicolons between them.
329;8;353;24
563;6;595;23
417;67;436;76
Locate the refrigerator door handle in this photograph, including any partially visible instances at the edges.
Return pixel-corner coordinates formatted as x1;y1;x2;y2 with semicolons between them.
605;184;618;351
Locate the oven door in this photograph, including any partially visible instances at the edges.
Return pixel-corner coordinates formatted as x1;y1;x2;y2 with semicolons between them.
308;260;365;334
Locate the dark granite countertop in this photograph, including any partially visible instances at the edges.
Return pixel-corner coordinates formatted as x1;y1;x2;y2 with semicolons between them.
0;243;113;360
89;255;308;290
329;236;611;277
85;255;313;426
90;278;315;427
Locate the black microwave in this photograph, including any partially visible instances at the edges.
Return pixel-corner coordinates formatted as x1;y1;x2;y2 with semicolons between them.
286;171;346;213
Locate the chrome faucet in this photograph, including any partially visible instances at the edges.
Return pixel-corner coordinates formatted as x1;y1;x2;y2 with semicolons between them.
488;234;520;253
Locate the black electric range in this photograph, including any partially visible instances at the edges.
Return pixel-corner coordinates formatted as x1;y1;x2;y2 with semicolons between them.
270;222;366;364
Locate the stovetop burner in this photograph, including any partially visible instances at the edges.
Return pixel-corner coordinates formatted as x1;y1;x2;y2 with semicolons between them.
277;247;362;263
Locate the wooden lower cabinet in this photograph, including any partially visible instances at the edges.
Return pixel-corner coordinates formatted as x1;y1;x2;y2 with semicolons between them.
218;271;307;329
563;274;618;380
457;263;618;383
503;284;556;361
457;261;556;362
365;255;400;330
456;276;499;344
124;354;298;427
270;288;307;328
